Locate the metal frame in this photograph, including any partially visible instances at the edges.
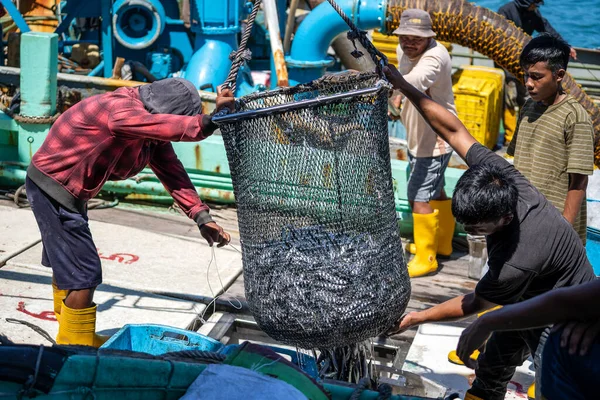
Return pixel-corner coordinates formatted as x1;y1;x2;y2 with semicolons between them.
211;85;384;124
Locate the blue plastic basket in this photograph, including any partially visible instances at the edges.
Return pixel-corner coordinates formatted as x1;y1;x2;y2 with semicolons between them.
100;324;224;356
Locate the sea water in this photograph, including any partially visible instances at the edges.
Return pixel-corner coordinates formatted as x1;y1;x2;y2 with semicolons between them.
473;0;600;49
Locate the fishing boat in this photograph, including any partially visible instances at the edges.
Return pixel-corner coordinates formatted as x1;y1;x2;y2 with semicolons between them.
1;1;599;399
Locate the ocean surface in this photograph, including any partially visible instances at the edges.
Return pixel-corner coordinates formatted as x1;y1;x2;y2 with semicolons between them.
472;0;600;49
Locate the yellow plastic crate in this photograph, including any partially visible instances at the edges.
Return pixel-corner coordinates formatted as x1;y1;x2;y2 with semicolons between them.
452;66;505;149
372;30;399;66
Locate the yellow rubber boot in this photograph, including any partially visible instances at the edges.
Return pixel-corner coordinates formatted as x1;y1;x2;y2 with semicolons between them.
408;200;455;257
447;349;480;366
430;199;455;257
407;211;439;278
52;283;68;320
56;302;109;348
527;382;535;399
503;106;517;144
447;306;502;366
408;242;417;255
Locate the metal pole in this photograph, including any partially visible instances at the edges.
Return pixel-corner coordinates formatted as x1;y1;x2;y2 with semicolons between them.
283;0;299;54
263;0;289;87
18;32;57;163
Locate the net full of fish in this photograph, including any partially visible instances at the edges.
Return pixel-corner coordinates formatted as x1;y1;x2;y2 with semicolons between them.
219;72;410;349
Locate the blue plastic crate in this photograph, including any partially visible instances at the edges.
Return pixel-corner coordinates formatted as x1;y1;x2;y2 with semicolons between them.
101;324;224;356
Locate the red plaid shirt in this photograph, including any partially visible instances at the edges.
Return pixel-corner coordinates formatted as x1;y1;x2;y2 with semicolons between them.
31;86;214;221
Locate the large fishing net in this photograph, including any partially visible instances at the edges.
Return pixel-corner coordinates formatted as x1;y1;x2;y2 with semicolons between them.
214;0;409;350
218;71;410;349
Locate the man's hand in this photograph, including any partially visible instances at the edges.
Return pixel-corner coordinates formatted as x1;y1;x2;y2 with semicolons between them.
385;311;418;336
215;87;235;114
457;318;492;369
383;65;408;90
388;93;403;120
570;47;578;60
199;221;231;247
555;320;600;356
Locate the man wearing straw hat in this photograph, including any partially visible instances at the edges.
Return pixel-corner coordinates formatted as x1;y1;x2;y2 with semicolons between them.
390;9;457;278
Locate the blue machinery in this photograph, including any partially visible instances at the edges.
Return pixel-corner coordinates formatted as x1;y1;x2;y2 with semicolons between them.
0;0;389;93
0;0;466;235
0;0;291;95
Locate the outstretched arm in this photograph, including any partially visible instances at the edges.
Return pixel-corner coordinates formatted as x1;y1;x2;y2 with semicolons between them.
386;292;497;336
457;279;600;367
383;65;478;160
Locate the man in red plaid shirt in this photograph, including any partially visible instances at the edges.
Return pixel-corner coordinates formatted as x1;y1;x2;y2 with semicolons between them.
25;78;235;347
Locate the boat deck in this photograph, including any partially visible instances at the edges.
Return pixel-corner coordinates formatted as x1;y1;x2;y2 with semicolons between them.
0;197;478;397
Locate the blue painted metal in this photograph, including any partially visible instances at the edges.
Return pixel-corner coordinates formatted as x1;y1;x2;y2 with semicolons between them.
61;0;101;18
184;37;237;91
185;0;242;91
101;0;113;78
18;33;57;164
0;0;31;33
88;61;105;77
101;324;224;356
236;64;261;96
190;0;241;36
147;52;173;79
276;0;287;35
285;58;336;86
185;0;256;93
160;19;194;67
287;0;386;83
112;0;166;50
54;0;87;35
160;0;181;19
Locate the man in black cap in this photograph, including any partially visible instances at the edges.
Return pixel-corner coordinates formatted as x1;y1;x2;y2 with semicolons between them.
26;78;235;347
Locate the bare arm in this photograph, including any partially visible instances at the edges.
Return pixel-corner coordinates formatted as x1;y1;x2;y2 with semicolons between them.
457;280;600;365
563;173;588;224
383;65;478;160
387;292;497;335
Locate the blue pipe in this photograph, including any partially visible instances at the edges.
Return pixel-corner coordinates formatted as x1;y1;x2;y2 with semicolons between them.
287;0;386;84
184;36;236;92
88;61;105;77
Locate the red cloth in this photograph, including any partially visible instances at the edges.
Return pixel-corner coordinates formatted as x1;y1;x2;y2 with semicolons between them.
31;86;214;220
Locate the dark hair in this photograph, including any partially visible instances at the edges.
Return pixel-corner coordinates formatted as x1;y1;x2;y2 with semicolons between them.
452;163;518;225
520;33;571;73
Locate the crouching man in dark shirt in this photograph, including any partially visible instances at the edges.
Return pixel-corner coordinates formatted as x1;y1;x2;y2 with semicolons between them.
382;64;595;400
